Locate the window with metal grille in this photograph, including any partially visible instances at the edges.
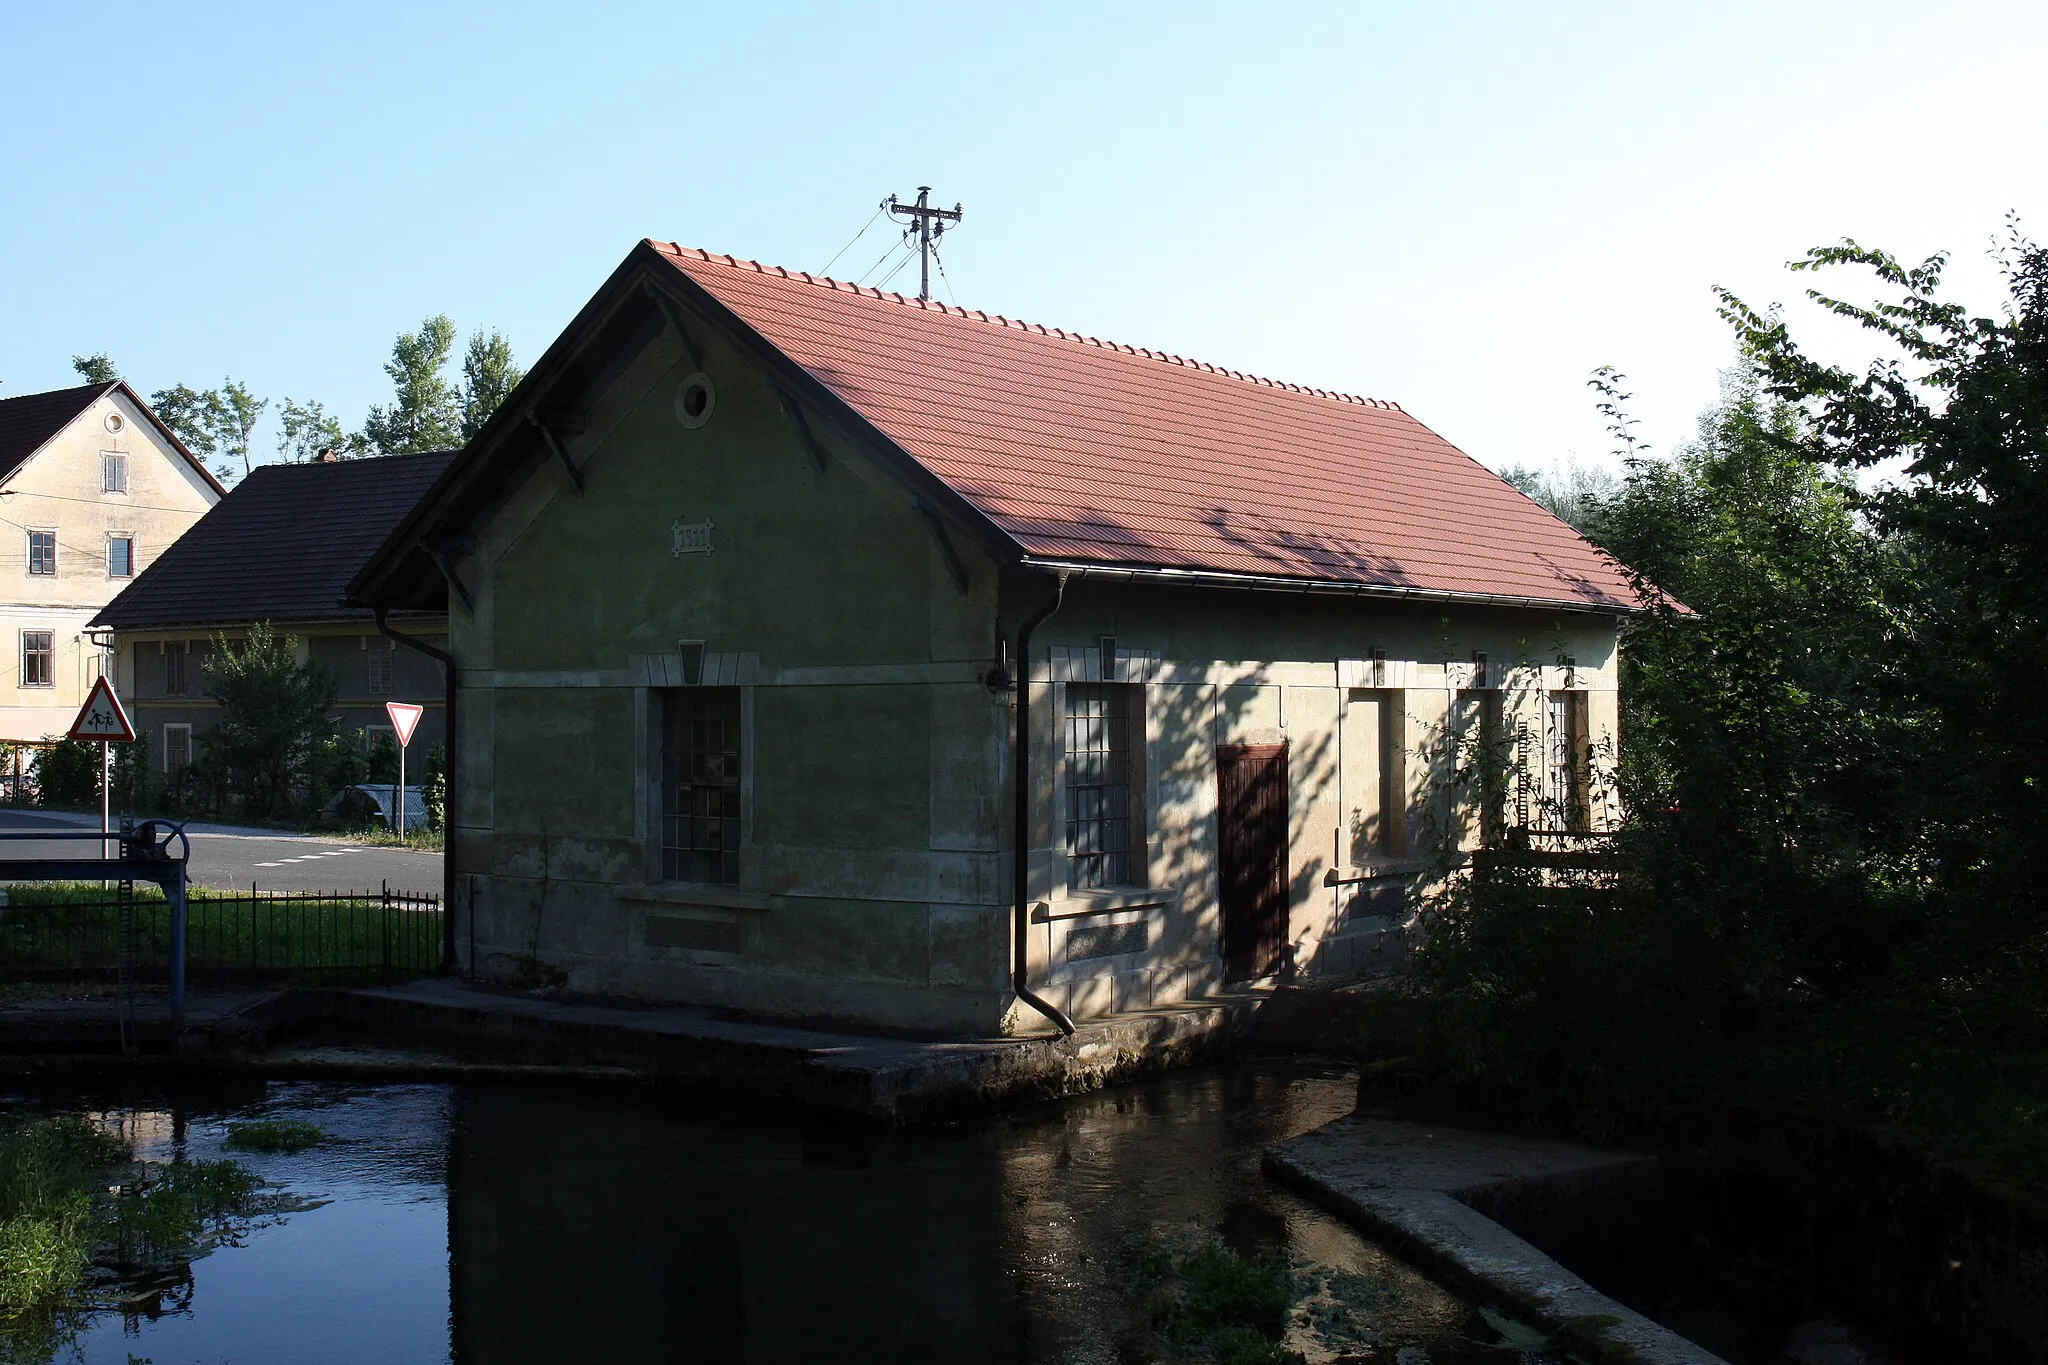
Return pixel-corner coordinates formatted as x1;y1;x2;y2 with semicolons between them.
101;452;127;493
164;724;192;773
1065;682;1139;889
661;687;742;884
367;646;394;695
1546;690;1590;830
26;531;54;576
108;535;134;578
21;631;52;688
164;641;187;696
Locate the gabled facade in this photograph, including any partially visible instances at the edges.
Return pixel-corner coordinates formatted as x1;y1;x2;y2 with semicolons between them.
0;382;223;741
352;241;1642;1035
92;452;453;781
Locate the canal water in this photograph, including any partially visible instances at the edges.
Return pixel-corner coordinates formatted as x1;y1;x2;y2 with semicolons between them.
1;1061;1559;1364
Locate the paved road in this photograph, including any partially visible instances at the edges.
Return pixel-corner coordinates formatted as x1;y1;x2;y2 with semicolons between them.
0;810;444;896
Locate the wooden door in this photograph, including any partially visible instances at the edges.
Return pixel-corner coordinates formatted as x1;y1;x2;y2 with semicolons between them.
1217;743;1289;980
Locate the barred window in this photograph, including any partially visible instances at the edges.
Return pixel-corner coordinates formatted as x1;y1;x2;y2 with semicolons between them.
21;631;52;688
367;647;394;695
1546;690;1590;830
1065;682;1140;889
661;688;741;884
164;724;193;774
164;641;188;697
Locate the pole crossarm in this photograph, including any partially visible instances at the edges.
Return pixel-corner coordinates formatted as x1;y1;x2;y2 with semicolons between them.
884;186;964;301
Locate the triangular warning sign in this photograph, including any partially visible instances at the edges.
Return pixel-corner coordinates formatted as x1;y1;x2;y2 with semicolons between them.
68;676;136;742
385;701;424;748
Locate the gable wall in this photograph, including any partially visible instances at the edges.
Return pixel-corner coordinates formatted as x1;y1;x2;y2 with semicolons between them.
0;391;218;741
448;309;1012;1029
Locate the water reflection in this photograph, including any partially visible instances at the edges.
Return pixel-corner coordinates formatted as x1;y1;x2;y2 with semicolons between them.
9;1063;1510;1364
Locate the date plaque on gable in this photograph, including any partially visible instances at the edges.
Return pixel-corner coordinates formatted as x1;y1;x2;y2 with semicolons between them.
672;520;714;557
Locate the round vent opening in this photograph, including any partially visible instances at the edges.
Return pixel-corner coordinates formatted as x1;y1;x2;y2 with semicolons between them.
104;413;124;433
674;373;716;429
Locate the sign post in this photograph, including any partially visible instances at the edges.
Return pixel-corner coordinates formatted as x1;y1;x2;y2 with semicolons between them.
385;702;424;837
68;676;136;862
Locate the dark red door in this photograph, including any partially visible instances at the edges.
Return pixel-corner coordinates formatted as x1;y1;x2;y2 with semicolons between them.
1217;743;1289;981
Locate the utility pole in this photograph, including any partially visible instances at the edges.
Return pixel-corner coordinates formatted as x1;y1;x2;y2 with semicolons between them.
884;186;963;300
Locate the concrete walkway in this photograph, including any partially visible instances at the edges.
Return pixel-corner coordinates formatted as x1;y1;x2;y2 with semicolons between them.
294;978;1262;1124
1267;1115;1728;1365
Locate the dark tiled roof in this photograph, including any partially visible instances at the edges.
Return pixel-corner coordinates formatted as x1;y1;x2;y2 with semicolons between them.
93;452;456;631
0;382;117;482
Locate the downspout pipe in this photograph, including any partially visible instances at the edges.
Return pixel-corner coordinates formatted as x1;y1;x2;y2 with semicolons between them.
375;607;458;973
1012;573;1077;1037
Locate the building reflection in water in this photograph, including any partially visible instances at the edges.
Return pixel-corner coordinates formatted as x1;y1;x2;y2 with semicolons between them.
444;1065;1472;1365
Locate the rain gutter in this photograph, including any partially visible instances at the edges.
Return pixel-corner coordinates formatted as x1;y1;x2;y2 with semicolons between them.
1011;572;1077;1037
1015;558;1638;616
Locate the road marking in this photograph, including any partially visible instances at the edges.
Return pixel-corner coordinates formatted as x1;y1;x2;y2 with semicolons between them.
255;862;282;868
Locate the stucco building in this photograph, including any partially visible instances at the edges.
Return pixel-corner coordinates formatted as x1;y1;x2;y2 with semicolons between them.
93;452;452;778
0;382;222;742
352;241;1640;1034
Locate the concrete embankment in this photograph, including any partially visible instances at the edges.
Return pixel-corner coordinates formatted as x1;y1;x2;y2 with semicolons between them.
0;978;1264;1125
1267;1115;1728;1365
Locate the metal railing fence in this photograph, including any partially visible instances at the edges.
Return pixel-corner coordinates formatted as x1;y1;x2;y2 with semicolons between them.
0;882;442;984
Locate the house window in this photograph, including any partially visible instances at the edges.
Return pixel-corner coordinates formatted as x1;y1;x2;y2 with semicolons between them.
101;452;128;493
26;531;55;576
1346;689;1407;860
21;631;53;688
164;724;193;774
1448;689;1509;849
1546;691;1590;830
367;645;394;695
660;688;741;884
108;535;134;578
1065;682;1142;889
164;641;188;697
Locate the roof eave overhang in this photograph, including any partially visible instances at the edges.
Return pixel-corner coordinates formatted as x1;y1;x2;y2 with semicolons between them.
1015;557;1643;616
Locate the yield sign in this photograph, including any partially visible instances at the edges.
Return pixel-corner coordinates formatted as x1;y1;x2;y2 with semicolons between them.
68;676;135;742
385;701;425;748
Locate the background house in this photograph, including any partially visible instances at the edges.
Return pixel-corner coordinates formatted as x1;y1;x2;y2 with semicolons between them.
0;381;222;742
93;450;453;781
353;241;1640;1034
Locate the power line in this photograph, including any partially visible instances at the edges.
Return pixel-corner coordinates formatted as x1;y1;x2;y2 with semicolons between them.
818;204;887;278
874;251;918;293
929;239;960;308
854;238;910;288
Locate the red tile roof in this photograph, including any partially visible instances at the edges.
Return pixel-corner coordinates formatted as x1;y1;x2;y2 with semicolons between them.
655;242;1638;612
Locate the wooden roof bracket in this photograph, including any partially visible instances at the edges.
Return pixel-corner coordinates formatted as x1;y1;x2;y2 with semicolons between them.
422;540;475;614
642;281;703;370
771;383;830;473
528;413;584;494
911;496;971;594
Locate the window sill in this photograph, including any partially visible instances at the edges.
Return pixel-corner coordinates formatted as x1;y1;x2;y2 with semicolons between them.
1324;861;1431;886
615;882;774;912
1037;886;1180;921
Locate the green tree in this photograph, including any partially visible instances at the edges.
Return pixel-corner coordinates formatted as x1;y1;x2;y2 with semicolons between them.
1496;457;1618;532
1720;223;2048;1011
148;383;220;461
202;622;339;818
71;354;119;384
275;397;355;462
459;329;524;441
211;379;269;478
362;316;461;455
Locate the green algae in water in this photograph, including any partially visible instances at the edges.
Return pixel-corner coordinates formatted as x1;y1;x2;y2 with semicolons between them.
223;1119;326;1154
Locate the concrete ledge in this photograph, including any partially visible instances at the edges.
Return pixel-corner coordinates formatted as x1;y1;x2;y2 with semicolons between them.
281;978;1261;1125
1266;1116;1727;1365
